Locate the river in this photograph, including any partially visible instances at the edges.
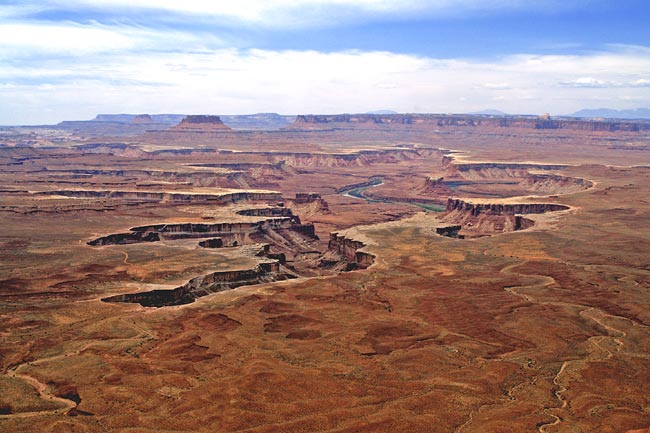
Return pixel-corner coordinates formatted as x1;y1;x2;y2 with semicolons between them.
339;177;445;212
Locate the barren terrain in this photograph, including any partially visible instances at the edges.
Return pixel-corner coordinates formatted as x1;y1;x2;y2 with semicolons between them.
1;114;649;432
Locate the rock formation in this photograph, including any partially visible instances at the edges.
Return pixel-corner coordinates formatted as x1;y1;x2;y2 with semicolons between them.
328;233;375;270
89;217;316;246
132;114;153;124
294;193;322;204
416;176;454;196
445;198;569;215
87;231;160;246
172;115;232;131
39;189;282;205
198;238;223;248
102;262;290;307
435;225;462;238
444;198;566;236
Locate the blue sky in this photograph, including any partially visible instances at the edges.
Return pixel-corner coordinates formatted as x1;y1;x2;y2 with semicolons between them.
1;0;649;124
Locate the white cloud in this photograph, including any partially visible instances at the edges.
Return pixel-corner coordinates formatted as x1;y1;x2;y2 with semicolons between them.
5;0;592;28
0;22;224;58
2;43;650;124
0;13;647;124
0;23;135;55
561;77;608;88
480;82;511;89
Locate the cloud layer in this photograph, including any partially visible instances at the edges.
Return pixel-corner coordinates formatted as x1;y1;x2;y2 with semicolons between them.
2;40;649;124
4;0;592;28
1;0;648;124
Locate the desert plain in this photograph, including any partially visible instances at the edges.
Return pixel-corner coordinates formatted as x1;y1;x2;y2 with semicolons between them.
1;113;649;432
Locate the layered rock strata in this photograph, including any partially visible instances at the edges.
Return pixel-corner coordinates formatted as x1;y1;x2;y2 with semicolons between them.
38;190;282;204
444;198;567;235
171;115;231;131
102;262;289;307
328;233;375;270
446;199;569;215
89;218;316;246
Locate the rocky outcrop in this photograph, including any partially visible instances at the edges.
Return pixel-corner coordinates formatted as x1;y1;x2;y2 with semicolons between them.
290;223;317;238
448;163;566;179
256;244;287;265
132;114;153;124
294;193;322;204
289;193;330;216
416;176;453;196
446;198;569;215
265;148;442;168
328;233;375;270
38;190;164;200
435;225;462;238
236;207;296;219
89;217;316;246
443;198;567;235
171;115;231;131
518;174;593;194
87;231;160;246
101;262;290;307
38;189;282;204
440;162;593;196
217;191;283;203
198;238;223;248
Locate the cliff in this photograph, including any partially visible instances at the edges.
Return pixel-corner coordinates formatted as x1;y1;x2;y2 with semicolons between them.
443;198;567;236
445;198;569;215
171;115;231;131
416;176;454;196
38;190;282;205
328;233;375;269
290;113;650;132
87;231;160;246
236;207;297;219
102;262;289;307
89;217;316;246
132;114;154;124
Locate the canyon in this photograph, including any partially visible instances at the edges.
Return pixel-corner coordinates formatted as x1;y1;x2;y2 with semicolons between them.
0;113;649;433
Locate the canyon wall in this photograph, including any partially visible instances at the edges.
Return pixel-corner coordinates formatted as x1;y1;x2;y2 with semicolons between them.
38;190;282;204
443;198;567;235
102;262;288;307
446;198;569;215
236;207;296;219
328;233;375;269
90;218;316;246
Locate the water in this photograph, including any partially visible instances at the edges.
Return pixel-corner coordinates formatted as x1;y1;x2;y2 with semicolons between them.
340;177;445;212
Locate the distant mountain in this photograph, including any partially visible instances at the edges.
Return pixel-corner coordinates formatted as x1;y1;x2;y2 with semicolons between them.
470;109;508;116
366;110;398;115
93;114;185;124
89;113;295;130
570;108;650;119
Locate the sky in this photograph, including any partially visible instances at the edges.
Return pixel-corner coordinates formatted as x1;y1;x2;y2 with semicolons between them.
1;0;650;124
